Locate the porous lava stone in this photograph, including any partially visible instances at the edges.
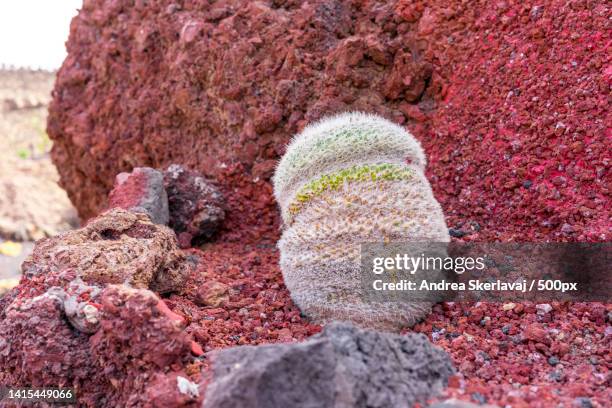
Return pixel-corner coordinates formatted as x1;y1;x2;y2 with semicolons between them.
48;0;608;242
47;0;437;225
163;164;225;248
399;0;610;242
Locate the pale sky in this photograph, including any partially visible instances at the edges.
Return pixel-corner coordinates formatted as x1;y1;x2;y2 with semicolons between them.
0;0;82;70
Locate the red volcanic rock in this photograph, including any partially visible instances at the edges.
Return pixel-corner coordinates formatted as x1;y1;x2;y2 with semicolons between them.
0;285;202;407
523;323;550;345
414;301;612;407
108;167;169;225
31;0;611;406
47;0;435;229
196;281;230;307
91;286;192;371
106;164;226;248
21;208;190;294
399;0;610;242
0;210;319;406
0;209;202;407
172;242;321;352
48;0;609;244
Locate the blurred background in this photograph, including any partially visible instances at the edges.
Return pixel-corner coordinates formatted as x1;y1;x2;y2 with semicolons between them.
0;1;82;294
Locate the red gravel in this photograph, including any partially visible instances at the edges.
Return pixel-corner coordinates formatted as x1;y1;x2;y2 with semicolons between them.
412;301;611;407
169;243;321;353
162;162;321;370
164;2;610;406
401;0;611;242
162;158;610;407
400;3;612;403
171;242;610;407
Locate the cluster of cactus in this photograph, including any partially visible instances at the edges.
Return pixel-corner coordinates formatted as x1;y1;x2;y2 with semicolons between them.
274;112;449;331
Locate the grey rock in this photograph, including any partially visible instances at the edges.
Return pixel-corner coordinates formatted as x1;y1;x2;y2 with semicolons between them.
549;370;564;382
204;321;454;408
163;164;225;248
108;167;169;225
471;393;487;404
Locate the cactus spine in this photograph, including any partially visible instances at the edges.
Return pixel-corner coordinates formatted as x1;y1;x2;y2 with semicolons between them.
274;112;449;331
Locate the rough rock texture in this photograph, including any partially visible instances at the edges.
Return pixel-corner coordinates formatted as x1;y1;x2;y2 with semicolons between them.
108;167;170;225
106;164;225;247
163;164;225;248
48;0;609;244
196;281;229;307
165;241;321;351
3;232;609;406
0;209;203;407
398;0;610;242
0;284;202;407
415;301;611;407
21;208;189;294
204;321;454;408
47;0;434;228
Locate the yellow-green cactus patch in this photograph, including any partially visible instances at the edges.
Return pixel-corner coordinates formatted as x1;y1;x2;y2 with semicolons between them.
288;163;414;217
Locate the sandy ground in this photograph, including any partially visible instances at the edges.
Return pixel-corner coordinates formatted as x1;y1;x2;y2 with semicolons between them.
0;69;78;294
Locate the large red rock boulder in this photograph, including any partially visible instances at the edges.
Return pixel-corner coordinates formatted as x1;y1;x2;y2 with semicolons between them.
48;0;608;243
47;0;437;235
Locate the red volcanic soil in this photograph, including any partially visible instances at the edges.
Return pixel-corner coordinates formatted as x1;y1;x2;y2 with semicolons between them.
407;0;610;243
41;0;610;406
165;163;321;355
173;2;608;406
168;162;610;407
413;302;610;407
397;3;612;402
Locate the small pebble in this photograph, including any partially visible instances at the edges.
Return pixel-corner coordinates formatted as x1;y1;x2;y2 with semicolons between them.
548;356;560;366
574;397;593;408
536;303;553;314
449;228;466;238
503;303;516;311
471;392;487;404
549;370;563;382
561;223;574;234
509;335;522;344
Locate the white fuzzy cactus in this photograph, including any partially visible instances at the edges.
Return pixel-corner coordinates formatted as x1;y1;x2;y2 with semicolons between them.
274;112;449;331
